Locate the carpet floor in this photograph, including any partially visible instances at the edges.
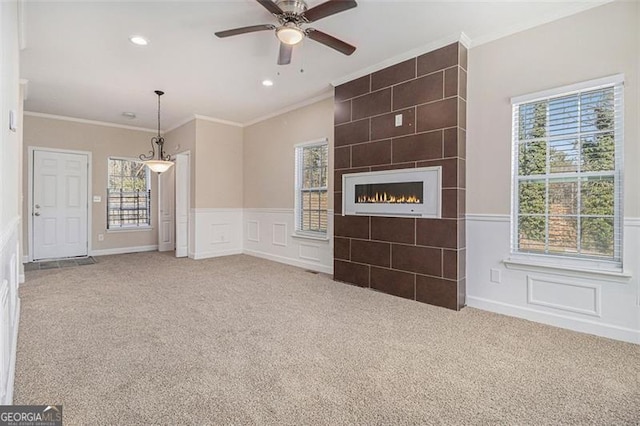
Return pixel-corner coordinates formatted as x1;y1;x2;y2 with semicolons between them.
14;252;639;425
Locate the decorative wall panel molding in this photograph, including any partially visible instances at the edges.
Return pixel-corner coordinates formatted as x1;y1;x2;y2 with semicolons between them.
526;275;601;317
467;215;640;344
243;209;332;274
247;221;259;242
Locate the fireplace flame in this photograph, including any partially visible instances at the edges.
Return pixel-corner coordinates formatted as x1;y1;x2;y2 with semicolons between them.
357;192;421;204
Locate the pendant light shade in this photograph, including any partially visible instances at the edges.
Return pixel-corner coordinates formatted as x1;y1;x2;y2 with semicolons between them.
139;90;173;173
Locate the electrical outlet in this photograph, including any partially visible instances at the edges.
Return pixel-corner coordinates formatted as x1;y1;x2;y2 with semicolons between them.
490;268;501;283
98;234;104;242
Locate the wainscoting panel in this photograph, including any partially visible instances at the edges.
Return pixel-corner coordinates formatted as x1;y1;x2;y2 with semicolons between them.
527;276;601;317
466;214;640;343
192;208;243;259
247;221;259;243
272;223;287;247
299;244;320;262
0;217;21;403
244;209;333;274
210;223;231;245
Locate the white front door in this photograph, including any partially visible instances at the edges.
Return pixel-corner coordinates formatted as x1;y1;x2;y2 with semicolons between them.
175;153;190;258
32;150;89;260
158;166;175;252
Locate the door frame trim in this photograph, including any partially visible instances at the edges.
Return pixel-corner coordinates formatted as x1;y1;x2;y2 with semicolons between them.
27;146;93;262
175;150;191;258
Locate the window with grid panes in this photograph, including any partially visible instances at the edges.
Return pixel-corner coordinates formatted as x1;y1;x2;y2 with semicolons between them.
295;140;328;236
107;158;151;229
511;76;623;268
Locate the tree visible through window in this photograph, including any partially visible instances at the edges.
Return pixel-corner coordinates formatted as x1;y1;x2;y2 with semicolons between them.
295;141;328;235
107;158;151;229
513;80;622;264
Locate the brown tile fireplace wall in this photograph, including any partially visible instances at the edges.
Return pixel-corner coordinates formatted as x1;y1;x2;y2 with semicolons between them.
333;42;467;310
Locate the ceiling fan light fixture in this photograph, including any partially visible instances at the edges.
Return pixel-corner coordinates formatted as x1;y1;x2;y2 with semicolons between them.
276;23;304;45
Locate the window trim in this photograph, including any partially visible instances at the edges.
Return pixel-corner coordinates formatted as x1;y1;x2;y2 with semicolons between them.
509;75;624;272
294;138;329;238
107;156;152;230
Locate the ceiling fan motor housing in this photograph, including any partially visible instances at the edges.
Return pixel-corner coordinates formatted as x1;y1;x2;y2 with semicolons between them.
276;0;308;20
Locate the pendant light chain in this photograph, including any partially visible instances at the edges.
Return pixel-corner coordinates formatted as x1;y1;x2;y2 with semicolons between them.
157;92;161;139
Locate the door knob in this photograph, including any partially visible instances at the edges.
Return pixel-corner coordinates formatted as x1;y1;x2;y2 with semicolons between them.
34;212;40;216
35;204;40;209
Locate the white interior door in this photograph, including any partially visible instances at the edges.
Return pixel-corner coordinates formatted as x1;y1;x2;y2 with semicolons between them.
32;150;88;260
158;166;175;252
175;153;190;258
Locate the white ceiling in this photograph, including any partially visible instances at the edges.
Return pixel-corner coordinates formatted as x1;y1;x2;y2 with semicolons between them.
20;0;609;130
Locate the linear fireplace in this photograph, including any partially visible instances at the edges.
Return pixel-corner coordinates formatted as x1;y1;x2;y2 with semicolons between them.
342;167;441;218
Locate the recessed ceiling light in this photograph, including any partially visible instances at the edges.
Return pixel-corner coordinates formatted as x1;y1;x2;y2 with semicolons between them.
129;36;148;46
122;112;137;119
262;79;274;87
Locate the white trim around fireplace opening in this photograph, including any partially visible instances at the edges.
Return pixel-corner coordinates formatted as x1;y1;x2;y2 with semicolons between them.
342;166;442;218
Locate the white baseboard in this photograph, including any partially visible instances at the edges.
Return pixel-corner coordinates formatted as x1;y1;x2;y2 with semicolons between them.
244;248;333;275
467;296;640;344
4;299;20;404
90;245;158;257
192;249;243;260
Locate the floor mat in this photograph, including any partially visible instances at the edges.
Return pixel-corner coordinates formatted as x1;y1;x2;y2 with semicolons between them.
24;256;97;271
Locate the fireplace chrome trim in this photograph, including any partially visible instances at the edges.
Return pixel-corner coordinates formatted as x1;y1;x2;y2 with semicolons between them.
342;167;442;218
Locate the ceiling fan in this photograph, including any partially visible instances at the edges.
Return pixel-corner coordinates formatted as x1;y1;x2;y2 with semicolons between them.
215;0;357;65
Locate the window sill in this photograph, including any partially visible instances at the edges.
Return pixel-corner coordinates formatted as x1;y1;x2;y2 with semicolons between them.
107;227;153;233
291;233;330;242
502;257;632;283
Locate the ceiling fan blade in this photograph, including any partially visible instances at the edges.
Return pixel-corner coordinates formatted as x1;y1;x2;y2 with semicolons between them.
303;0;357;23
215;24;275;38
278;43;293;65
306;29;356;55
256;0;284;16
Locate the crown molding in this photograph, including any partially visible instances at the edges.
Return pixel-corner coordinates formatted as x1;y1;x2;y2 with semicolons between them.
164;115;196;133
331;32;468;88
165;114;244;133
24;111;157;133
467;0;612;48
243;91;333;127
194;114;243;128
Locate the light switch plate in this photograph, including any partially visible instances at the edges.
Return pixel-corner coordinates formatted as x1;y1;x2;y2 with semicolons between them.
395;114;403;127
490;268;501;283
9;110;17;132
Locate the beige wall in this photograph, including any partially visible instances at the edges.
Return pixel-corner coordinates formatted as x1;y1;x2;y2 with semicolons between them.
1;0;21;227
195;119;243;208
243;97;334;209
467;0;639;216
165;119;196;209
22;115;159;253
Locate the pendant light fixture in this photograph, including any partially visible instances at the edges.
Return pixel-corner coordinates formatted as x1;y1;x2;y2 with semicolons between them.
139;90;173;173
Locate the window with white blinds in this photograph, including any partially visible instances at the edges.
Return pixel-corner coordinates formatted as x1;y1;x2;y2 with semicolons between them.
295;139;328;236
107;158;151;229
511;75;623;268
